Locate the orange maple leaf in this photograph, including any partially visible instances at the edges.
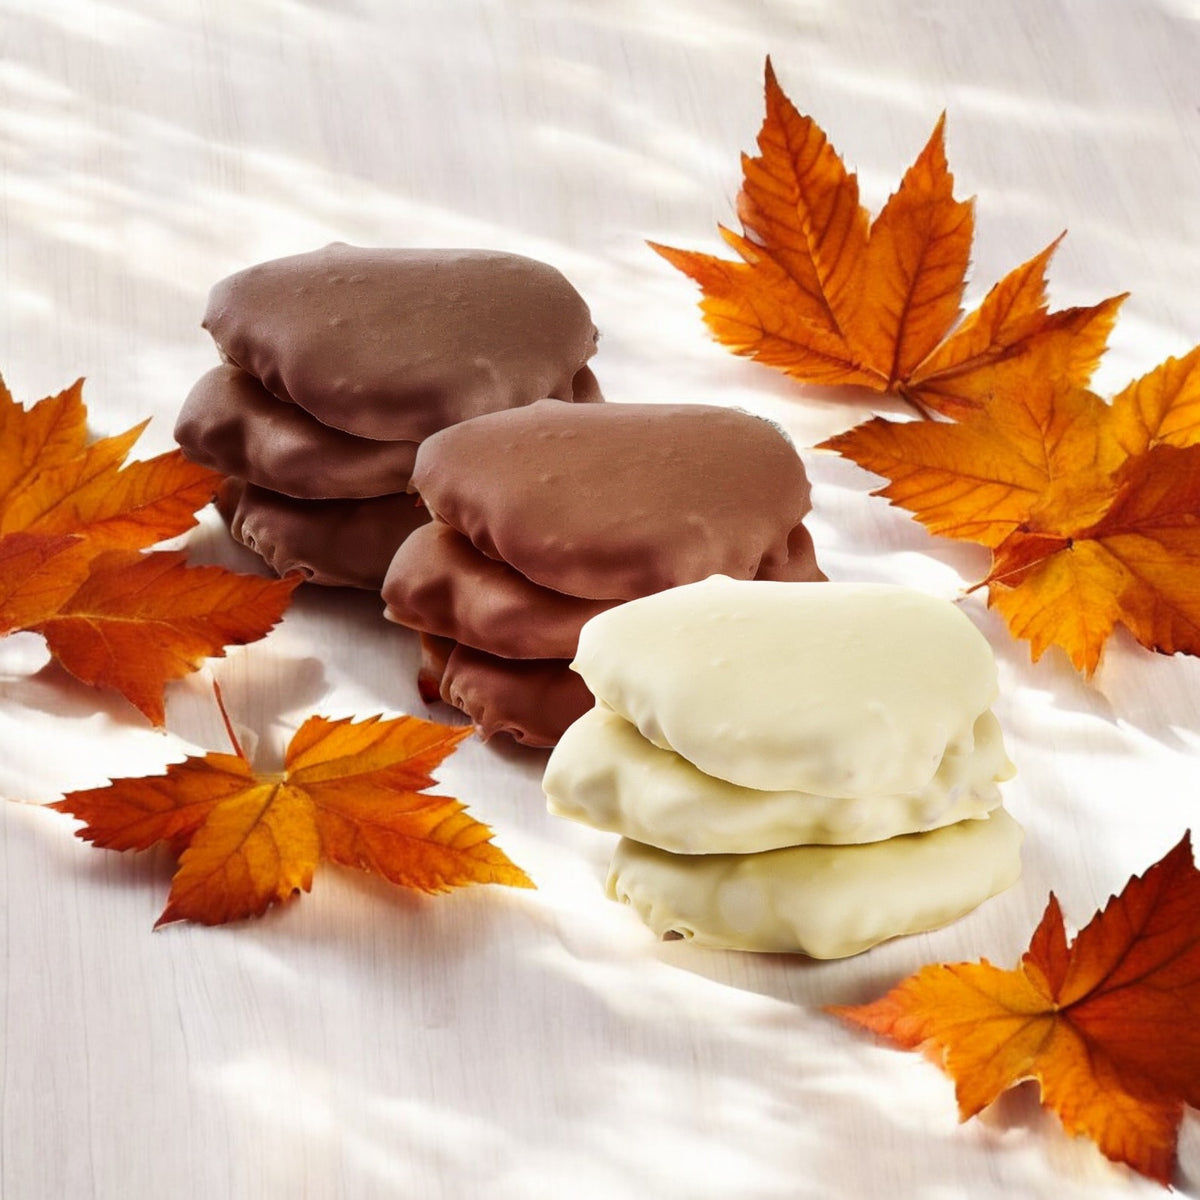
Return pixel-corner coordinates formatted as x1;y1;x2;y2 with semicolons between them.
50;705;533;926
0;376;298;720
821;342;1200;673
32;549;303;726
830;832;1200;1186
0;531;93;633
651;59;1122;415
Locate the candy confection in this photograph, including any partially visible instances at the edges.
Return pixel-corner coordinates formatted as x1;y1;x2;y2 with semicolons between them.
439;643;597;750
218;479;428;590
545;703;1009;854
409;399;816;600
384;522;616;661
203;243;601;440
177;365;419;500
178;245;600;588
387;401;824;745
572;577;999;796
546;577;1021;956
607;809;1023;958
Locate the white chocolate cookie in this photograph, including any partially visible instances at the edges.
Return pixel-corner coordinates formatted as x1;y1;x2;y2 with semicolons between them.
573;578;999;798
607;808;1023;957
545;705;1012;853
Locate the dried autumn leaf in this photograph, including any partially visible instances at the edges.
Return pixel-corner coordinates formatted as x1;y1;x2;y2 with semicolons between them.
33;549;302;725
0;376;89;493
0;418;215;549
0;376;298;719
0;532;93;632
830;832;1200;1185
651;59;1122;415
822;343;1200;673
51;708;533;926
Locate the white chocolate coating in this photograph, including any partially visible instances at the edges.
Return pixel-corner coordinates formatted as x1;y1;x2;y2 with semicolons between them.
573;578;999;797
545;704;1012;854
607;808;1023;957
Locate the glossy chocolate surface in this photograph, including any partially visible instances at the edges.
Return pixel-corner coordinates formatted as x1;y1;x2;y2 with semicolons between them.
438;642;595;748
220;479;428;589
411;400;817;599
203;244;601;441
177;365;419;499
383;520;617;659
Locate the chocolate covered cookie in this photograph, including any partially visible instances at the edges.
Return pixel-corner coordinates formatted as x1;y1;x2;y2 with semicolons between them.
220;479;428;589
411;400;820;599
383;521;618;660
177;365;419;499
390;400;823;746
438;642;595;748
181;245;603;589
203;244;601;441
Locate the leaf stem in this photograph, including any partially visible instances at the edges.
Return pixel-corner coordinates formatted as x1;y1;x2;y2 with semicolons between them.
895;385;934;421
971;543;1068;593
211;679;247;761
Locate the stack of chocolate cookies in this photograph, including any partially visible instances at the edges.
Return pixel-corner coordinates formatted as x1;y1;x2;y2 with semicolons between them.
382;400;825;746
175;243;601;587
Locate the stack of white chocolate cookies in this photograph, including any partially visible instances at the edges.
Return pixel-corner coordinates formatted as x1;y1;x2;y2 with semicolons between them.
544;576;1023;958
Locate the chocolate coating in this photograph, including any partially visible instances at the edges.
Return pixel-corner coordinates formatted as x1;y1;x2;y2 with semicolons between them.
568;365;604;406
417;632;456;705
203;244;601;442
176;365;419;499
749;524;826;583
411;401;817;600
220;479;428;589
383;520;618;659
385;518;823;663
439;643;595;748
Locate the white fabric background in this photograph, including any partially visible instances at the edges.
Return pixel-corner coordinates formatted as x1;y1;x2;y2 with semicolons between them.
2;2;1199;1196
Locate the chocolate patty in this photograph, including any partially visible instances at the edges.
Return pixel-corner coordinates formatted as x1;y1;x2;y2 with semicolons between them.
411;400;817;600
438;642;595;748
176;366;419;499
203;244;601;441
383;520;618;659
747;523;824;583
219;479;428;589
384;517;824;663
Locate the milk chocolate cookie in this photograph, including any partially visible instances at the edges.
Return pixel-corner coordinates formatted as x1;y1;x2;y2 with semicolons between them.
203;244;601;441
177;365;419;499
438;643;595;748
411;400;820;600
383;520;617;660
220;479;428;589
